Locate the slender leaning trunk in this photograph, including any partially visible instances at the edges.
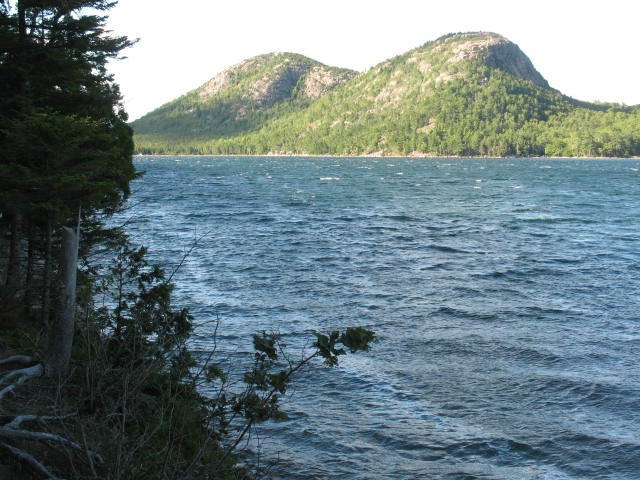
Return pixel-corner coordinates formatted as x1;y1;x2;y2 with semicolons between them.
24;223;35;312
5;213;24;297
46;226;79;378
41;219;53;325
18;1;26;41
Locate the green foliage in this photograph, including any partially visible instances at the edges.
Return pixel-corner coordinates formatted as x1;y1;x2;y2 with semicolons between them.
94;243;193;368
314;327;376;366
133;33;640;158
235;328;375;424
0;0;136;225
0;111;134;221
532;109;640;157
340;326;377;353
252;331;278;361
74;240;233;479
0;0;137;350
70;240;376;478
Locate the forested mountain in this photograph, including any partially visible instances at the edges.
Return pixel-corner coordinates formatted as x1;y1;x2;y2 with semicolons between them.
133;53;356;142
134;32;640;157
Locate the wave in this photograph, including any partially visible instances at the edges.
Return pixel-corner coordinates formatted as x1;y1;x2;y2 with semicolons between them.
124;156;640;480
429;244;473;254
432;306;498;322
381;214;419;222
521;375;640;410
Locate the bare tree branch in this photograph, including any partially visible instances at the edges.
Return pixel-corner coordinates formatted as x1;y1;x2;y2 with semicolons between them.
5;414;69;430
0;427;104;463
0;363;44;400
1;442;60;480
0;355;37;366
167;229;211;283
0;363;43;385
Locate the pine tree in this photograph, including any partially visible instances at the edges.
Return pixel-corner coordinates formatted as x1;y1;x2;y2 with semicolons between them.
0;0;135;362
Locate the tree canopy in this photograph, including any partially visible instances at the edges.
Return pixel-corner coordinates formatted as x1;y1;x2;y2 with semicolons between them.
0;0;136;320
1;0;135;217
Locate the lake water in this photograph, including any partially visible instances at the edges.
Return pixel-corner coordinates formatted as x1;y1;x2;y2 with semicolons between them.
122;156;640;479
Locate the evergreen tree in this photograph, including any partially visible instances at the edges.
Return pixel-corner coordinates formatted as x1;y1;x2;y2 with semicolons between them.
0;0;135;331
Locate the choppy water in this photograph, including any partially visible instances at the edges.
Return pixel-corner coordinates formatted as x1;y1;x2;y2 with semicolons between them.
122;156;640;479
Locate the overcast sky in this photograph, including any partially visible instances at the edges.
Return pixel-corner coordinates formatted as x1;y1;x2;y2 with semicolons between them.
106;0;640;120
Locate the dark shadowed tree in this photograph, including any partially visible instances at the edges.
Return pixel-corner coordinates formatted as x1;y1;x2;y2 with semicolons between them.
0;0;136;374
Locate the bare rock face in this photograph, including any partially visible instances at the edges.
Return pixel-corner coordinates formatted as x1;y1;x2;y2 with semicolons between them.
199;70;233;97
485;41;549;88
195;53;355;116
252;61;309;108
301;66;357;100
248;59;356;108
443;32;549;87
196;54;307;104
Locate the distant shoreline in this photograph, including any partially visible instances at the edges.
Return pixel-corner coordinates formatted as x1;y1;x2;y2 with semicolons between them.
134;153;640;160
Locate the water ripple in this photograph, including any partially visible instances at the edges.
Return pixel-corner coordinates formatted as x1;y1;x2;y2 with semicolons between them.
119;156;640;480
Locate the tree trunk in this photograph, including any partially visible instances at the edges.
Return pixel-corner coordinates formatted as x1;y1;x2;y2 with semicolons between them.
23;223;35;312
17;1;26;41
46;226;79;379
5;213;24;296
41;219;53;326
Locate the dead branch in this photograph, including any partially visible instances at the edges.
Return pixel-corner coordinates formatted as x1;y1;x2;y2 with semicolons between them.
4;414;73;430
0;442;60;480
0;363;44;400
0;426;82;449
167;229;211;283
79;424;99;479
0;355;37;366
0;426;104;463
0;363;43;385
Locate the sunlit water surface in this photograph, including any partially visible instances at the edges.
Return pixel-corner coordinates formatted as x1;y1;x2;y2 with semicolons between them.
120;156;640;479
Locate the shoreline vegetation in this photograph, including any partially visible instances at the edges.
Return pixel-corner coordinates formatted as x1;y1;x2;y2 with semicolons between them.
135;153;640;160
0;3;374;479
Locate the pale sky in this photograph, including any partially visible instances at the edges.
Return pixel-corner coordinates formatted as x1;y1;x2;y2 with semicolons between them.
106;0;640;121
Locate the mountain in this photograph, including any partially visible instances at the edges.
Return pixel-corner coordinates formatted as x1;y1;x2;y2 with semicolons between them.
133;32;640;157
132;53;356;141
